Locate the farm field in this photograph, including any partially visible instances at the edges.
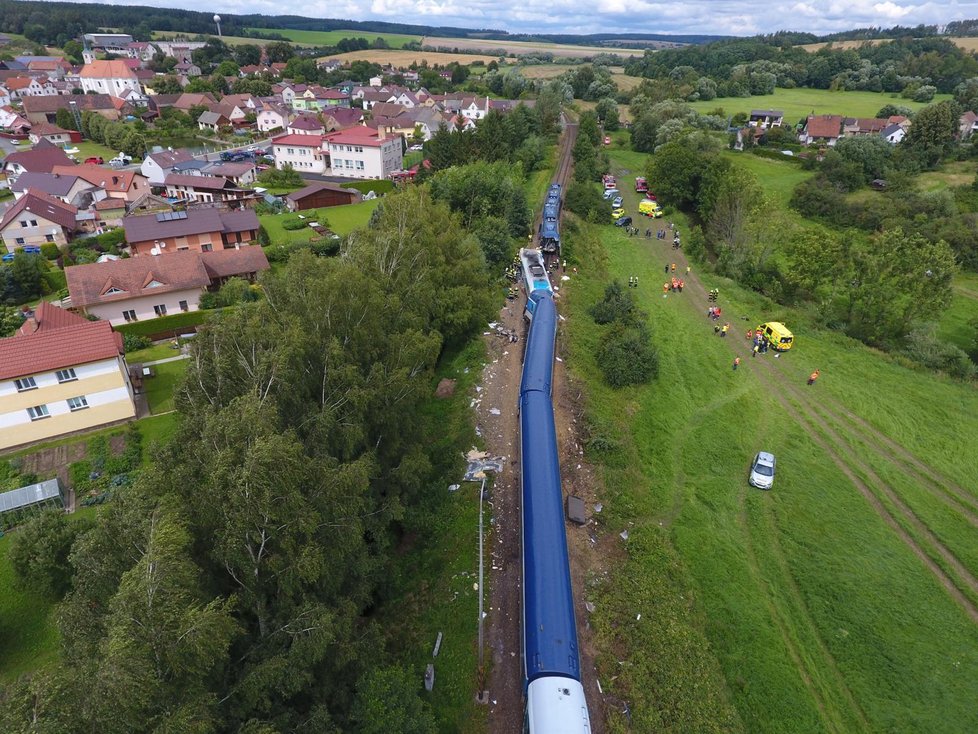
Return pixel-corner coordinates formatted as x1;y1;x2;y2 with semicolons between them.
688;87;953;123
247;27;419;48
521;63;645;91
318;49;503;66
421;35;648;58
800;37;978;53
562;146;978;732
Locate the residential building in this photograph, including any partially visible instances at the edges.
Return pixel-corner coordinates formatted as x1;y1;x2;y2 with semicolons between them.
27;121;77;146
288;114;325;135
66;247;269;325
79;60;143;98
959;111;978;139
0;87;11;107
0;303;135;451
122;208;260;256
21;94;121;124
0;189;79;252
271;133;328;174
799;115;844;146
163;173;251;204
285;181;361;211
257;102;291;133
174;61;202;77
4;76;56;99
749;109;784;128
198;110;230;132
141;148;196;185
0;104;30;133
53;165;149;202
843;117;889;136
324;127;403;180
1;140;75;181
202;162;257;187
83;33;134;52
10;172;105;208
881;123;907;145
322;107;364;131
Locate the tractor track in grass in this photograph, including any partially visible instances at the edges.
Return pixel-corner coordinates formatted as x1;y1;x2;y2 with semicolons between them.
626;212;978;628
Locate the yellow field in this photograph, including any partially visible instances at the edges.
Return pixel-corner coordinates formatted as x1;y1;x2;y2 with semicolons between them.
422;35;651;58
319;49;504;66
800;36;978;52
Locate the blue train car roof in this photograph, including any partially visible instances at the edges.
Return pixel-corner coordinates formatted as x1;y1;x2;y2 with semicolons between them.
521;389;580;682
520;294;556;395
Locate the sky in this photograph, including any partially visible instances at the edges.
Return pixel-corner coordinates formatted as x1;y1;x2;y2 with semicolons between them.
73;0;978;37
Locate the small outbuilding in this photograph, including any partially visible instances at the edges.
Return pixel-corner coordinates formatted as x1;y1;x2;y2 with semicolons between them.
0;478;64;517
284;181;361;212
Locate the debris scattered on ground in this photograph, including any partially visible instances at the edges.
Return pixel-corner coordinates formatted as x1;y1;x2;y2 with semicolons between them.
594;503;603;513
448;484;460;492
489;408;501;415
585;601;596;613
620;529;630;541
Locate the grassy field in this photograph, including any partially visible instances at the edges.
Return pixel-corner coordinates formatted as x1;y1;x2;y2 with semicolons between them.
144;359;186;414
421;35;647;58
318;49;502;66
260;198;380;245
561;146;978;733
800;37;978;53
0;533;59;682
940;272;978;354
521;63;644;92
916;161;976;191
688;88;953;124
248;28;419;48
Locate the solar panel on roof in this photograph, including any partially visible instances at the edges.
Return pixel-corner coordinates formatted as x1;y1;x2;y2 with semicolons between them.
155;210;188;222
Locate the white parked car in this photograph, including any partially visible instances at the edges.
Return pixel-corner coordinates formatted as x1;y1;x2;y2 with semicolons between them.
748;452;776;490
409;144;423;151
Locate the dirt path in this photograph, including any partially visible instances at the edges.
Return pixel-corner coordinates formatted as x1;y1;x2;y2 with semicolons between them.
630;222;978;624
480;296;528;734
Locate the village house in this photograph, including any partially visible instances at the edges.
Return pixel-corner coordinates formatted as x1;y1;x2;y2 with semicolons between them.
21;94;122;124
3;76;56;99
10;172;105;209
322;106;365;131
0;303;136;451
843;118;889;137
54;165;149;203
288;114;326;135
202;161;257;187
198;110;231;132
881;123;907;144
799;114;844;146
749;109;784;128
27;121;78;146
140;148;196;185
0;104;30;133
257;102;292;133
122;208;260;256
959;111;978;139
324;127;403;180
65;247;269;325
2;140;75;181
0;189;79;252
271;133;329;174
79;60;143;98
163;173;251;205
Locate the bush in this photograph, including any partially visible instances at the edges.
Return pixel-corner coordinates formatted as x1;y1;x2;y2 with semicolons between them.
40;242;60;260
597;322;660;387
114;310;208;338
590;280;642;324
282;218;307;231
341;180;394;196
123;333;151;352
902;326;977;379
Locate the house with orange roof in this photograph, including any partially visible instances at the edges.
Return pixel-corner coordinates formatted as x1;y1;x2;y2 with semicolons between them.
79;60;143;98
0;302;136;451
52;165;149;203
799;115;845;146
0;188;79;252
323;127;403;179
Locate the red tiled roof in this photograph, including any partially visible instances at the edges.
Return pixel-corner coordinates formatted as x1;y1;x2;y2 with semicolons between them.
0;305;122;381
79;60;137;79
271;133;324;146
199;247;270;279
0;188;78;231
5;77;36;91
66;250;211;308
17;302;88;335
805;114;843;139
324;127;393;148
164;173;236;190
53;165;143;193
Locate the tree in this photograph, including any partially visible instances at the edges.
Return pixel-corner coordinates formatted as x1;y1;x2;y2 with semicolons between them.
595;97;620;131
646;140;708;209
902;100;960;166
9;510;92;599
0;305;22;337
590;280;642;324
215;59;239;77
473;216;515;267
151;74;183;95
351;666;436;734
597;322;660;387
62;39;84;65
265;41;295;64
234;44;262;67
564;181;606;223
55;106;76;131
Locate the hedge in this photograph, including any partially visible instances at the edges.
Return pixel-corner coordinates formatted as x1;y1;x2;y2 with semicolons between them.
113;310;209;338
342;180;394;196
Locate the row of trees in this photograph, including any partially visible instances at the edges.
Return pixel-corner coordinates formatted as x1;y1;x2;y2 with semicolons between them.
81;111;146;158
0;186;493;733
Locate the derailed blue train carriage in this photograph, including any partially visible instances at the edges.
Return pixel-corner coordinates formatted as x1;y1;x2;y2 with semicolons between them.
519;289;592;734
519;248;553;320
539;184;562;255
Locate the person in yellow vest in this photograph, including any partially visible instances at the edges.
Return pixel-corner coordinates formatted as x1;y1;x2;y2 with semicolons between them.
721;323;729;337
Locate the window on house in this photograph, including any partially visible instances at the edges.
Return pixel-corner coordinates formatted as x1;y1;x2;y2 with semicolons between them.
201;243;213;252
29;219;37;227
355;146;363;153
179;300;189;312
45;234;54;242
67;396;89;411
356;161;364;170
15;237;25;245
345;160;353;168
122;309;137;322
55;368;78;383
154;304;167;317
19;220;28;228
14;376;38;392
27;404;50;420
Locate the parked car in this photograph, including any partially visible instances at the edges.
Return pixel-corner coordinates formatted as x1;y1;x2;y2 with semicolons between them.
83;156;104;165
612;196;623;208
614;215;632;228
408;144;424;151
108;153;132;166
748;452;776;489
610;207;626;221
602;188;619;200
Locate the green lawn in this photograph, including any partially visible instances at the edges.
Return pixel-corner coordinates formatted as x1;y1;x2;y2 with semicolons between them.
939;272;978;354
0;534;59;682
720;152;814;207
260;199;380;245
144;360;186;414
915;161;976;192
689;88;953;125
247;28;420;48
126;343;183;365
562;147;978;733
